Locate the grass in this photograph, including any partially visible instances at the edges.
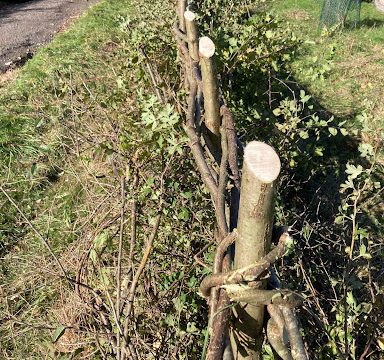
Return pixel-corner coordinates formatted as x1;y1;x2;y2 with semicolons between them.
273;0;384;133
0;0;136;357
0;0;131;251
0;0;208;357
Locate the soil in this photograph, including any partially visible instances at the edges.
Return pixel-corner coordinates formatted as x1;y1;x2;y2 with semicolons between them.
0;0;100;72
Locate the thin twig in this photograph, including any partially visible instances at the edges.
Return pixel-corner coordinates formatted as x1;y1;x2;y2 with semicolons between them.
116;177;126;360
184;123;218;197
0;185;69;283
129;172;139;268
139;47;165;104
121;212;162;359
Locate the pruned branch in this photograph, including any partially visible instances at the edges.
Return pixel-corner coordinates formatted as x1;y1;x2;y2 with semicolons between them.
199;37;221;136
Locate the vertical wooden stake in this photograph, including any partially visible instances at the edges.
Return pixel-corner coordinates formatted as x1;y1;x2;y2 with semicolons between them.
184;11;199;62
178;0;187;32
231;141;281;359
199;36;221;137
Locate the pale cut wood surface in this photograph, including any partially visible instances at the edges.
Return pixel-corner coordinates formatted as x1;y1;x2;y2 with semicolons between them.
244;141;281;184
199;36;215;58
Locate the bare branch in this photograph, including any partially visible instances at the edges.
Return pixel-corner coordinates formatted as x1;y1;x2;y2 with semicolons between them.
121;212;162;359
183;123;218;197
200;233;289;298
116;177;126;360
267;305;293;360
184;11;199;62
280;307;308;360
177;0;187;32
216;121;229;238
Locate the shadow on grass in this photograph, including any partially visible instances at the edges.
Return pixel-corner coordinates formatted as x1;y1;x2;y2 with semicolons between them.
224;66;383;357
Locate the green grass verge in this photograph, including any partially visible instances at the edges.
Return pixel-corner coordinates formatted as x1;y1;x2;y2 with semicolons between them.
273;0;384;133
0;0;134;357
0;0;131;252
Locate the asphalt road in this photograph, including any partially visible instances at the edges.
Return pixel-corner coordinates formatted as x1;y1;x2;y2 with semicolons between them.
0;0;99;72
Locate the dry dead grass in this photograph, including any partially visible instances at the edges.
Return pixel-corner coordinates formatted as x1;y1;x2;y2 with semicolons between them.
0;69;18;85
285;10;311;21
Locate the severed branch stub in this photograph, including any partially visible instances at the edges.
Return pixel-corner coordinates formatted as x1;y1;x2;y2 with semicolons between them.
184;11;199;62
199;36;221;136
231;141;281;360
177;0;187;32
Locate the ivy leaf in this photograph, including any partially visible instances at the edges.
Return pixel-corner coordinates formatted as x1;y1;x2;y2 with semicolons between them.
52;324;66;343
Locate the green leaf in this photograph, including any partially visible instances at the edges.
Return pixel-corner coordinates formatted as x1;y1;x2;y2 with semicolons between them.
273;108;282;116
358;143;374;159
340;128;348;136
328;127;337;136
345;164;363;179
314;147;324;156
52;324;66;343
93;231;109;251
359;244;366;255
89;249;98;263
178;207;190;221
334;216;344;225
181;191;193;199
265;30;273;39
228;37;237;47
346;291;356;307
